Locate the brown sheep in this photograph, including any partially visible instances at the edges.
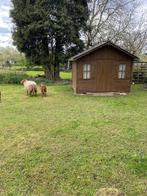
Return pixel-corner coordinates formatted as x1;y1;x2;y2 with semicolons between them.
40;83;47;97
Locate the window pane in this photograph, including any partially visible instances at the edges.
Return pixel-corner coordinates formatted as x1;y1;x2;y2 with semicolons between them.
122;65;126;71
119;64;123;71
87;64;90;71
83;64;91;79
83;64;87;71
118;71;125;79
83;64;91;71
122;72;125;79
87;72;90;79
118;64;126;79
119;64;126;71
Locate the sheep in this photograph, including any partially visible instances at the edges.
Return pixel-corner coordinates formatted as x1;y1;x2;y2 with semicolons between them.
21;79;37;96
40;83;47;97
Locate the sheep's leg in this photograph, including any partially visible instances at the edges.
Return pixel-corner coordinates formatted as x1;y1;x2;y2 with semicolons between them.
44;89;47;96
31;85;35;96
41;90;43;96
34;88;37;96
33;87;35;95
31;90;33;96
31;91;33;96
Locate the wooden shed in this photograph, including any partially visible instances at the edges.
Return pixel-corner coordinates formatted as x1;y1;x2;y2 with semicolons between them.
70;41;139;94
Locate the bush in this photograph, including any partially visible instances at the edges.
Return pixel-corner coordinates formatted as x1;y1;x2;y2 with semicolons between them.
0;70;54;85
0;70;71;84
0;71;28;84
144;77;147;83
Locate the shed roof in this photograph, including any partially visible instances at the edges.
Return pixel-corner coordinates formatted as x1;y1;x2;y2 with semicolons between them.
70;41;139;61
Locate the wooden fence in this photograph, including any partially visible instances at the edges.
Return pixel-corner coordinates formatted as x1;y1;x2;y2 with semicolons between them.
133;62;147;83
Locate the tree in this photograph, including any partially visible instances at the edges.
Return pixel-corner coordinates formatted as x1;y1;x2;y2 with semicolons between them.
84;0;134;47
119;14;147;54
0;47;24;66
84;0;147;54
11;0;89;80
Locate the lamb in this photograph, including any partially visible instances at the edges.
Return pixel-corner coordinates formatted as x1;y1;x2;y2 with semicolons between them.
21;79;37;96
40;83;47;97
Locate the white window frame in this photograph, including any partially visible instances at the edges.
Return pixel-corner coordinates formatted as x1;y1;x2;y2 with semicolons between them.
83;64;91;79
118;64;126;79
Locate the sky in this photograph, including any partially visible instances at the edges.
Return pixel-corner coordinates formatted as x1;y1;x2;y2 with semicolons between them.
0;0;13;47
0;0;147;48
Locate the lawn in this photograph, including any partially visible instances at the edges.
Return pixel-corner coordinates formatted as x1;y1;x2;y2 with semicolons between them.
0;84;147;195
0;69;72;81
26;70;72;80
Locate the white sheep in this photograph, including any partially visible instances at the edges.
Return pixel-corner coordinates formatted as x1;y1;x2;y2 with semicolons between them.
21;79;37;96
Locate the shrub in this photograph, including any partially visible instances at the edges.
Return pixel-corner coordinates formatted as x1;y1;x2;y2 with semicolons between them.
144;77;147;83
26;66;43;71
0;71;28;84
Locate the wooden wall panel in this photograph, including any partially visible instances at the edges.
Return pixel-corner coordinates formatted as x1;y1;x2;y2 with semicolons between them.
72;45;133;93
72;62;77;92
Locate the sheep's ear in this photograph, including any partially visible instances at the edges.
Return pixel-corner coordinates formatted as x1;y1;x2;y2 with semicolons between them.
21;79;26;84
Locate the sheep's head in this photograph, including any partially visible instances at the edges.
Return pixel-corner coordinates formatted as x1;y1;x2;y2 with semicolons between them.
21;79;27;85
40;83;46;87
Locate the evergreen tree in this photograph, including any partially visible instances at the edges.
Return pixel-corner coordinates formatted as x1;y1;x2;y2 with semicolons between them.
11;0;88;80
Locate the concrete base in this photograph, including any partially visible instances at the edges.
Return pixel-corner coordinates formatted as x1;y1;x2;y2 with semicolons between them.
77;92;128;96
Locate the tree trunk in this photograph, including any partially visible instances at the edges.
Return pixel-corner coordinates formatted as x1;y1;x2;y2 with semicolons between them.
44;65;54;80
44;64;60;81
54;63;60;80
54;37;62;80
42;36;61;81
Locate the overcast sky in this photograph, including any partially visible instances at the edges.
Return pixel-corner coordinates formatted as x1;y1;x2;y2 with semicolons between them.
0;0;12;47
0;0;147;48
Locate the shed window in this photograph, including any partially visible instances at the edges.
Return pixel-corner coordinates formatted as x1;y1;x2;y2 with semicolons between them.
83;64;91;79
118;64;126;79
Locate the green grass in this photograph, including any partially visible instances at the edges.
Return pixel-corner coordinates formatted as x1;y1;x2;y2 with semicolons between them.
0;69;72;84
26;70;44;77
0;84;147;195
60;71;72;80
0;70;28;84
26;70;72;80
